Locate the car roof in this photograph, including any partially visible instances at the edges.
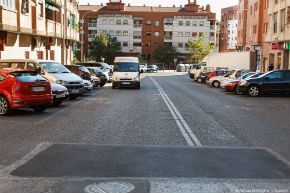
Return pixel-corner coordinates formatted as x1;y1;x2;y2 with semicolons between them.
114;57;139;63
0;68;35;74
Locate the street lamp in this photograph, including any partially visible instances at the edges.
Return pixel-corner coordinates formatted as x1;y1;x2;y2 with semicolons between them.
80;10;98;62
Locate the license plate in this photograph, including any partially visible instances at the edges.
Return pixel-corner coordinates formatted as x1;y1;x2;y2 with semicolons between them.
32;87;45;92
70;90;79;94
56;94;65;98
122;82;130;85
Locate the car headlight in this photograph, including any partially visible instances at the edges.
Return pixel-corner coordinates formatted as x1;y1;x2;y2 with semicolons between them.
56;80;64;85
133;77;139;81
239;80;248;86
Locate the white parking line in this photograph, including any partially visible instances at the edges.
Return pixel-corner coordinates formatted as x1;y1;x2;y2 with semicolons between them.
150;77;202;146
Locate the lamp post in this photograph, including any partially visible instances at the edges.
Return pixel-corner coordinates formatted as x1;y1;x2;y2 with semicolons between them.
80;10;98;62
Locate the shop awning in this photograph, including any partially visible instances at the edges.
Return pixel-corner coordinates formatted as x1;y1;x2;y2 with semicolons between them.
45;0;60;12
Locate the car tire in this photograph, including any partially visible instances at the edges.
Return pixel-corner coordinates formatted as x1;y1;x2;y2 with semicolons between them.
233;85;238;94
112;84;116;89
69;95;78;100
136;83;140;90
247;85;260;97
0;95;11;116
32;104;48;112
53;101;63;106
213;81;220;88
100;83;105;87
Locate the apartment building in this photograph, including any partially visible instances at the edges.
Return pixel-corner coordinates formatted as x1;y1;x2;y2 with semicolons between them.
237;0;270;71
0;0;79;65
220;5;238;52
79;0;216;64
266;0;290;70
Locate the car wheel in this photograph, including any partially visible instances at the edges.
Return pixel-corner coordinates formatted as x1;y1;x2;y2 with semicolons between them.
32;104;48;112
247;85;260;97
53;100;63;106
0;95;11;116
136;83;140;90
100;83;105;87
69;95;78;100
213;81;220;88
233;85;238;94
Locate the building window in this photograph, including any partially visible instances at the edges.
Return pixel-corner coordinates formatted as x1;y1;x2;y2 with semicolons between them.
178;43;183;48
102;30;108;34
178;21;183;26
155;20;160;26
0;0;15;9
123;31;128;36
109;31;114;36
116;19;121;25
273;12;278;33
123;20;129;25
281;9;285;32
146;20;152;25
199;21;204;26
185;32;190;37
102;19;107;24
192;21;197;26
21;0;29;14
38;2;43;17
146;31;151;36
154;42;159;47
275;0;278;4
186;21;190;26
146;42;151;47
116;31;121;36
253;25;257;34
155;32;159;37
199;32;204;37
109;19;114;24
192;32;197;37
178;32;183;37
123;42;128;47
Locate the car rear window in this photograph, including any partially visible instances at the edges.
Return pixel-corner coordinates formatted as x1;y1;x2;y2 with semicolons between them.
10;72;47;82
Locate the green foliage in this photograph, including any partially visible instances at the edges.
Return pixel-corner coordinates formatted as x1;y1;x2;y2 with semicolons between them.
89;33;122;65
73;24;79;32
153;45;179;65
186;35;214;63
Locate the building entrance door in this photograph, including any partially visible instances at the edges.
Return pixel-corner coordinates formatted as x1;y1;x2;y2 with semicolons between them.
283;50;289;70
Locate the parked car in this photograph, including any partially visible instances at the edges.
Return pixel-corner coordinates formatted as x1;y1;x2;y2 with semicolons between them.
224;73;264;93
237;70;290;97
208;69;248;88
82;80;94;93
77;62;113;83
220;72;257;88
196;67;215;83
0;60;84;100
65;65;99;88
139;65;147;73
189;62;206;79
0;69;52;115
51;83;69;106
87;67;107;87
147;65;158;73
206;69;230;83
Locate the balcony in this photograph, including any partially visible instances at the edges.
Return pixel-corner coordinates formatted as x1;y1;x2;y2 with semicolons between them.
164;35;173;42
133;46;142;53
88;34;97;42
46;20;56;36
88;23;97;30
55;22;62;38
0;7;18;32
133;24;142;28
164;24;173;31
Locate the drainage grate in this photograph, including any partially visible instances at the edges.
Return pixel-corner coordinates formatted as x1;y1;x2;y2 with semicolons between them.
85;182;135;193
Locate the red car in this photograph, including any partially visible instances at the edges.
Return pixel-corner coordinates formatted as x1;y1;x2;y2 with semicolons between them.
0;69;52;115
207;70;230;82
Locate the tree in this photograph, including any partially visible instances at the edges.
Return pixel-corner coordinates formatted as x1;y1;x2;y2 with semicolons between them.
89;33;122;65
153;45;179;65
186;34;214;63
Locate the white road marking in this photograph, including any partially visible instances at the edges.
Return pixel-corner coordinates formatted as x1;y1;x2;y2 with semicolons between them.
150;76;202;146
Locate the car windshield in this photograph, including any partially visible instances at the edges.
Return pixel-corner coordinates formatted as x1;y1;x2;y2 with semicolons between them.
39;62;70;73
79;66;90;73
224;70;235;77
114;63;139;72
10;72;47;82
241;72;255;79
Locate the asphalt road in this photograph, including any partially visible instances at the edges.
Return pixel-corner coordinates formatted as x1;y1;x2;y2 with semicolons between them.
0;72;289;193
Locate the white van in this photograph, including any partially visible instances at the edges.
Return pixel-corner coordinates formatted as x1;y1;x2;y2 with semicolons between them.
0;59;84;99
112;57;140;89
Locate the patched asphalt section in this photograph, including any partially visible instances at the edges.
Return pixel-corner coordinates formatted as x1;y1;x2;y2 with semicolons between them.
11;144;290;179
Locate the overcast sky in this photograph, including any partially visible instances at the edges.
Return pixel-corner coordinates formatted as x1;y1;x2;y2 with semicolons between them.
79;0;238;20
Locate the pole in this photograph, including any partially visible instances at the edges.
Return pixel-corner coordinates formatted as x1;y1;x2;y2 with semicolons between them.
62;0;66;65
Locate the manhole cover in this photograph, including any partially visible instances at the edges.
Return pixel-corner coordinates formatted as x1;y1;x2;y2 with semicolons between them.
84;181;135;193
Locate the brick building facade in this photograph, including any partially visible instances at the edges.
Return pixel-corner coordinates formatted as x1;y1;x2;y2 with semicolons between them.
79;0;216;65
0;0;79;64
220;5;238;52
